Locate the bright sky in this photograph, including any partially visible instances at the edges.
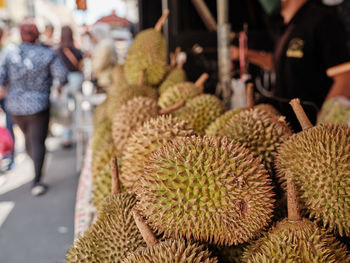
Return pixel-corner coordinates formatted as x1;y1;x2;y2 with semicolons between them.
66;0;126;25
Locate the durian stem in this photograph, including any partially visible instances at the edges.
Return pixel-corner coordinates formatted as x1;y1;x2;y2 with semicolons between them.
289;98;313;130
154;9;170;32
138;69;146;88
111;157;121;195
287;176;301;222
246;83;254;109
194;73;209;93
133;210;159;247
159;100;185;115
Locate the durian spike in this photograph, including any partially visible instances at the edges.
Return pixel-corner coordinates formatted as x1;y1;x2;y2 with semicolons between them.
290;98;313;130
246;83;254;109
159;100;185;115
133;210;159;247
287;175;302;222
111;157;121;195
194;73;209;93
154;9;170;32
138;69;146;88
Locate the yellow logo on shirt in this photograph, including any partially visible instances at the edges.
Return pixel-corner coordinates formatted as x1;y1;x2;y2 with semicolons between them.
286;38;304;58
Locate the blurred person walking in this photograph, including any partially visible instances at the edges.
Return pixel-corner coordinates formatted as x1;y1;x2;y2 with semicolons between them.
56;25;83;148
0;18;67;196
0;23;15;171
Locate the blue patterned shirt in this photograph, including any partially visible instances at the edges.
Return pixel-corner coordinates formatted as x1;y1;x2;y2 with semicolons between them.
0;43;67;115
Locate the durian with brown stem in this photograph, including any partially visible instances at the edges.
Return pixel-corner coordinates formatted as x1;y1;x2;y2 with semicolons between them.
172;94;225;135
158;62;187;95
120;114;194;190
276;98;350;237
122;210;218;263
66;158;146;263
136;136;275;246
158;73;208;109
241;171;350;263
91;119;112;154
124;9;169;86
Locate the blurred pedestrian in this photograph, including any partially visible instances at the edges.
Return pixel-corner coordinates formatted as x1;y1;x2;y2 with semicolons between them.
56;25;83;148
0;18;67;196
0;23;15;171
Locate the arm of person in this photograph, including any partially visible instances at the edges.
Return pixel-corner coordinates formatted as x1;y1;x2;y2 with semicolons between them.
230;45;274;72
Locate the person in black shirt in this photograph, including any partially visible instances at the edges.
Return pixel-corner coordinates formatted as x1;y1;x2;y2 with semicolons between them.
56;26;84;147
231;0;350;131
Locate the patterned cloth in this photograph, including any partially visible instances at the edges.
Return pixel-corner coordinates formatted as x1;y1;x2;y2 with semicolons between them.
0;43;67;115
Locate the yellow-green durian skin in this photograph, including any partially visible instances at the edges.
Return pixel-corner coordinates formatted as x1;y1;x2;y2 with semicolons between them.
205;108;244;136
66;193;146;263
112;97;159;153
120;115;194;190
220;108;292;174
107;84;158;121
136;136;275;246
241;218;350;263
124;28;167;86
276;123;350;237
122;239;218;263
317;98;350;126
158;82;201;109
91;145;121;208
159;67;187;95
93;99;109;127
91;119;113;154
173;94;225;135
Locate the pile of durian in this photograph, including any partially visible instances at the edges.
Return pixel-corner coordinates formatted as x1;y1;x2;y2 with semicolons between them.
66;9;350;263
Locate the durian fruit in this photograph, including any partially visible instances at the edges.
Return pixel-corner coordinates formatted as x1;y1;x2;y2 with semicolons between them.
120;115;194;190
158;73;208;109
91;144;121;207
173;94;225;135
220;108;292;175
91;119;112;154
106;71;158;121
124;9;169;86
122;210;218;263
241;173;350;263
112;97;159;153
317;97;350;126
66;159;146;263
276;98;350;237
158;52;187;95
92;99;109;127
205;108;244;136
136;136;275;245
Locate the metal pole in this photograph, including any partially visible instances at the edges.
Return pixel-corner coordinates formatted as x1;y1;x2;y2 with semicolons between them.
217;0;231;107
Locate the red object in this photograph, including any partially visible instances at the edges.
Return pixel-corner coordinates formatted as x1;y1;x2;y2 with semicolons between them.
0;127;14;156
239;29;248;78
76;0;87;10
95;10;130;27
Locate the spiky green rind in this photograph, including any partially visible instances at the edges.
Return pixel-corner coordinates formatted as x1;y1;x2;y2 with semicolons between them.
124;29;167;86
91;119;113;154
317;98;350;126
205;108;244;136
66;193;146;263
91;145;122;208
159;68;187;95
276;123;350;236
158;82;200;109
107;84;158;121
254;104;280;116
220;108;292;174
112;97;159;153
209;243;246;263
173;94;225;135
241;218;350;263
136;136;275;246
122;239;218;263
121;115;194;190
